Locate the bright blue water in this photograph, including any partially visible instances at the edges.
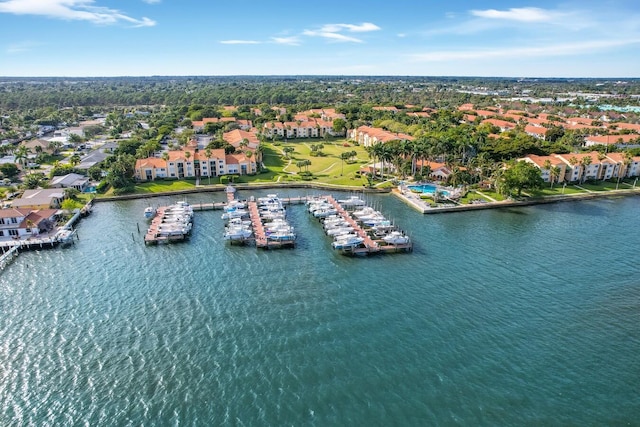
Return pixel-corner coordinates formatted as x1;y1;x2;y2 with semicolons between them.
1;190;639;426
408;184;449;195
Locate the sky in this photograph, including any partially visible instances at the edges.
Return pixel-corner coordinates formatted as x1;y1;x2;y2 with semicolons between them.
0;0;639;77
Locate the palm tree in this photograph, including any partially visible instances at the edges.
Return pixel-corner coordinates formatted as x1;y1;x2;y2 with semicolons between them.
14;145;30;172
340;151;350;175
543;159;552;186
580;156;592;183
204;148;212;184
550;166;561;188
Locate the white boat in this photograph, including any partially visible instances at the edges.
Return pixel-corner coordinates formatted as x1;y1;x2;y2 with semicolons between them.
382;231;410;245
332;235;364;249
56;229;76;246
338;195;366;207
144;206;156;219
224;224;252;240
326;226;354;236
221;208;249;220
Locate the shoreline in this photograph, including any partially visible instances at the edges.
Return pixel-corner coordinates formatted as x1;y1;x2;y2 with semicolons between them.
393;186;640;214
93;182;391;203
92;181;640;214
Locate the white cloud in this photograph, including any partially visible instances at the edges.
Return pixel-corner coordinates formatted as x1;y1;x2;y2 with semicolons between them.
302;29;362;43
470;7;555;22
0;0;156;27
410;39;640;62
142;0;161;3
271;36;300;46
219;40;261;45
302;22;379;43
6;40;41;54
320;22;380;33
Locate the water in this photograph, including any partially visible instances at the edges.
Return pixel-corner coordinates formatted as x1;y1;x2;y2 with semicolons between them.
408;184;448;195
1;190;639;426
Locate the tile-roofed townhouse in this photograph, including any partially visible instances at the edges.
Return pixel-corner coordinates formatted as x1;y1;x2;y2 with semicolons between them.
554;152;603;182
222;129;262;163
135;144;258;182
521;154;567;183
525;117;550;127
481;119;517;132
225;151;257;175
474;109;499;118
262;119;334;139
524;125;547;140
584;134;640;148
608;122;640;133
458;103;475;111
606;153;640;178
348;126;414;148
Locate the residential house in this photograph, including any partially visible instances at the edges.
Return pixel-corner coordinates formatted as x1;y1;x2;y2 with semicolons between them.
0;208;57;239
11;189;65;209
22;139;55;155
50;173;90;192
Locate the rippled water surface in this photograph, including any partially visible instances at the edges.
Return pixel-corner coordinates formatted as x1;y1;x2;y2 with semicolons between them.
1;191;639;425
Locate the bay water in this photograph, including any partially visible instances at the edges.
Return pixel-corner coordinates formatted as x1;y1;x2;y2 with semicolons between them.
1;190;639;425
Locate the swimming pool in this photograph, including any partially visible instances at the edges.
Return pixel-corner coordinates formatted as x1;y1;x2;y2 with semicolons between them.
408;184;448;196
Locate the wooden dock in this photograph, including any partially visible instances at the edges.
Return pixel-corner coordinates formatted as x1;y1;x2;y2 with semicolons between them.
319;195;412;256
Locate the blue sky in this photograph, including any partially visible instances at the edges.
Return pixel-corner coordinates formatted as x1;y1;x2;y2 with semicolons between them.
1;0;639;77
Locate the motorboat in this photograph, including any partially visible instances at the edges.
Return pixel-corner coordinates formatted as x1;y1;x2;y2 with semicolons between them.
382;231;410;245
337;195;366;207
144;206;156;219
332;234;364;249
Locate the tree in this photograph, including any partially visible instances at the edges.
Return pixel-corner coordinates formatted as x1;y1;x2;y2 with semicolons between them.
340;151;351;175
204;148;212;184
550;166;562;188
283;146;294;159
69;154;81;166
580;156;592;183
500;160;544;197
332;118;346;135
14;145;30;171
0;163;19;179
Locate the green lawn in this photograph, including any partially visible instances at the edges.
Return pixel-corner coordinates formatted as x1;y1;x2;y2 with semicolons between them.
459;191;493;204
261;140;372;186
528;185;586;197
576;181;626;192
134;179;197;193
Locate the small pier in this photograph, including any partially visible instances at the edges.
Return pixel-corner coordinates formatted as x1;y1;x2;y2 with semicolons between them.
310;195;412;256
144;202;194;245
0;246;20;270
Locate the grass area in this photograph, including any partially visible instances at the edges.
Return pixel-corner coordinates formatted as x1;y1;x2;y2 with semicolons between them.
459;191;492;204
261;140;372;186
134;179;197;194
474;189;507;201
576;181;625;192
528;185;585;197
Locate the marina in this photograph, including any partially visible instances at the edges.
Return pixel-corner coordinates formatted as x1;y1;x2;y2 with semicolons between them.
144;201;194;244
308;195;412;255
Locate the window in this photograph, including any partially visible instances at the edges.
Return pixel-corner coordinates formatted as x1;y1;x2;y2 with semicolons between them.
0;218;4;225
9;230;18;236
0;231;3;236
10;218;17;224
